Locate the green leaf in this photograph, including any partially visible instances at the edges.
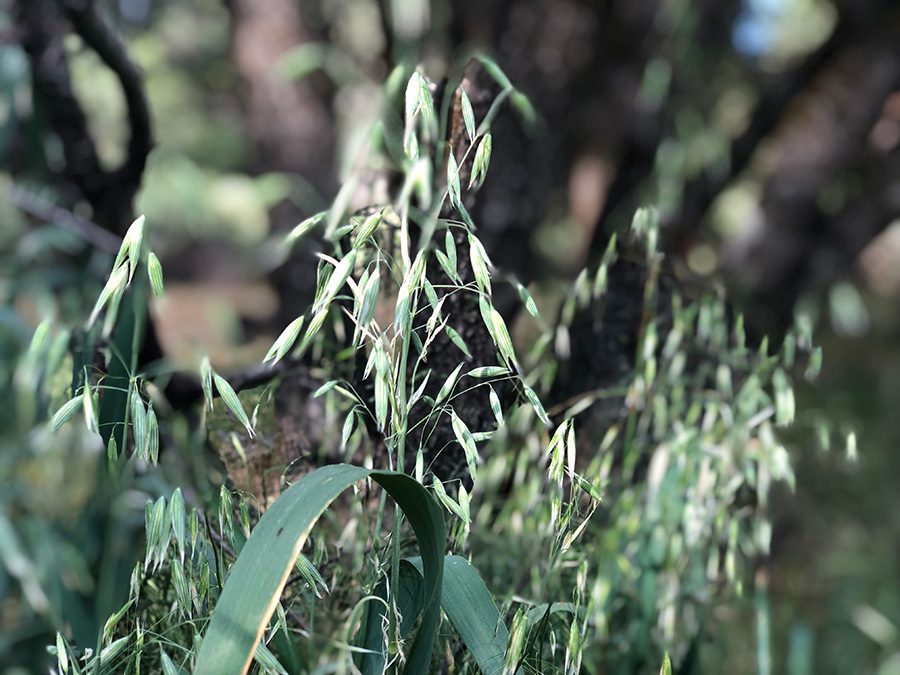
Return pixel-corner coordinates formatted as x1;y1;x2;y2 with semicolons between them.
435;250;459;282
510;90;538;129
476;55;513;91
522;383;551;426
405;72;422;130
432;477;467;520
450;410;479;478
469;235;492;294
294;553;329;598
56;633;68;674
489;387;503;427
264;315;305;364
374;369;389;432
355;560;427;675
106;437;117;472
489;308;516;367
408;556;511;675
131;386;148;459
460;88;476;141
147;252;165;297
25;318;51;362
213;373;254;437
87;264;128;328
435;363;464;405
467;366;508;378
470;133;492;189
516;282;538;318
170;488;186;563
125;215;145;282
102;599;135;643
358;269;381;330
287;211;326;243
355;210;383;244
341;410;357;448
447;152;461;207
82;374;98;434
200;357;214;411
160;647;188;675
49;394;84;432
445;326;472;358
194;465;445;675
314;251;356;314
417;73;436;128
445;229;457;268
660;652;673;675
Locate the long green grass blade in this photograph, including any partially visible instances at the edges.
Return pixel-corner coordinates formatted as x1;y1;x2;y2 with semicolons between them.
194;465;445;675
355;559;427;675
402;555;511;675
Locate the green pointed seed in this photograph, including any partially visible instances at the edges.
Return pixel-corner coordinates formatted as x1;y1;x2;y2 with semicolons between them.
131;386;148;459
49;394;84;432
213;373;254;437
264;315;305;364
435;363;464;405
470;133;492;189
467;366;507;378
460;88;475;141
147;252;165;297
287;211;326;243
447;152;461;207
445;326;472;358
82;376;98;434
445;229;457;268
87;264;128;328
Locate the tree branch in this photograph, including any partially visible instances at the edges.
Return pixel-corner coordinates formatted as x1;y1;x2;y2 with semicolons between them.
60;0;154;232
661;17;853;253
5;182;122;253
61;0;153;189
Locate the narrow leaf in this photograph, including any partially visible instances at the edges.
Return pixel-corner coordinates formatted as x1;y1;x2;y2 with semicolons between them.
200;357;214;411
82;375;98;435
460;89;476;141
435;363;464;405
214;373;254;437
123;215;145;283
287;211;326;243
264;315;305;364
194;466;445;675
447;152;461;207
490;308;516;366
467;366;508;378
49;394;84;432
469;235;492;293
445;326;472;358
87;264;128;328
470;133;492;189
147;252;165;297
450;410;479;478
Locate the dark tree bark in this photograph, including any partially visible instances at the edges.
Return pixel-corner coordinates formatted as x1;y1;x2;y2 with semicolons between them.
14;0;152;235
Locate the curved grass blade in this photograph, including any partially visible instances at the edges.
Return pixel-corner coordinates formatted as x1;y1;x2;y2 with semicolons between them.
405;555;512;675
355;559;427;675
194;465;445;675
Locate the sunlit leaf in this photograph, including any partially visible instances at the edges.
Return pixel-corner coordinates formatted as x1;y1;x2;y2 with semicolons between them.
470;133;492;189
194;465;445;675
460;88;476;141
49;394;84;432
287;211;326;243
213;373;254;437
146;252;165;297
264;315;305;364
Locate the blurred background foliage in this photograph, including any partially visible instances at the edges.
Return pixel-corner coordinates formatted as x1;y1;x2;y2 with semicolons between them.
1;0;899;672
